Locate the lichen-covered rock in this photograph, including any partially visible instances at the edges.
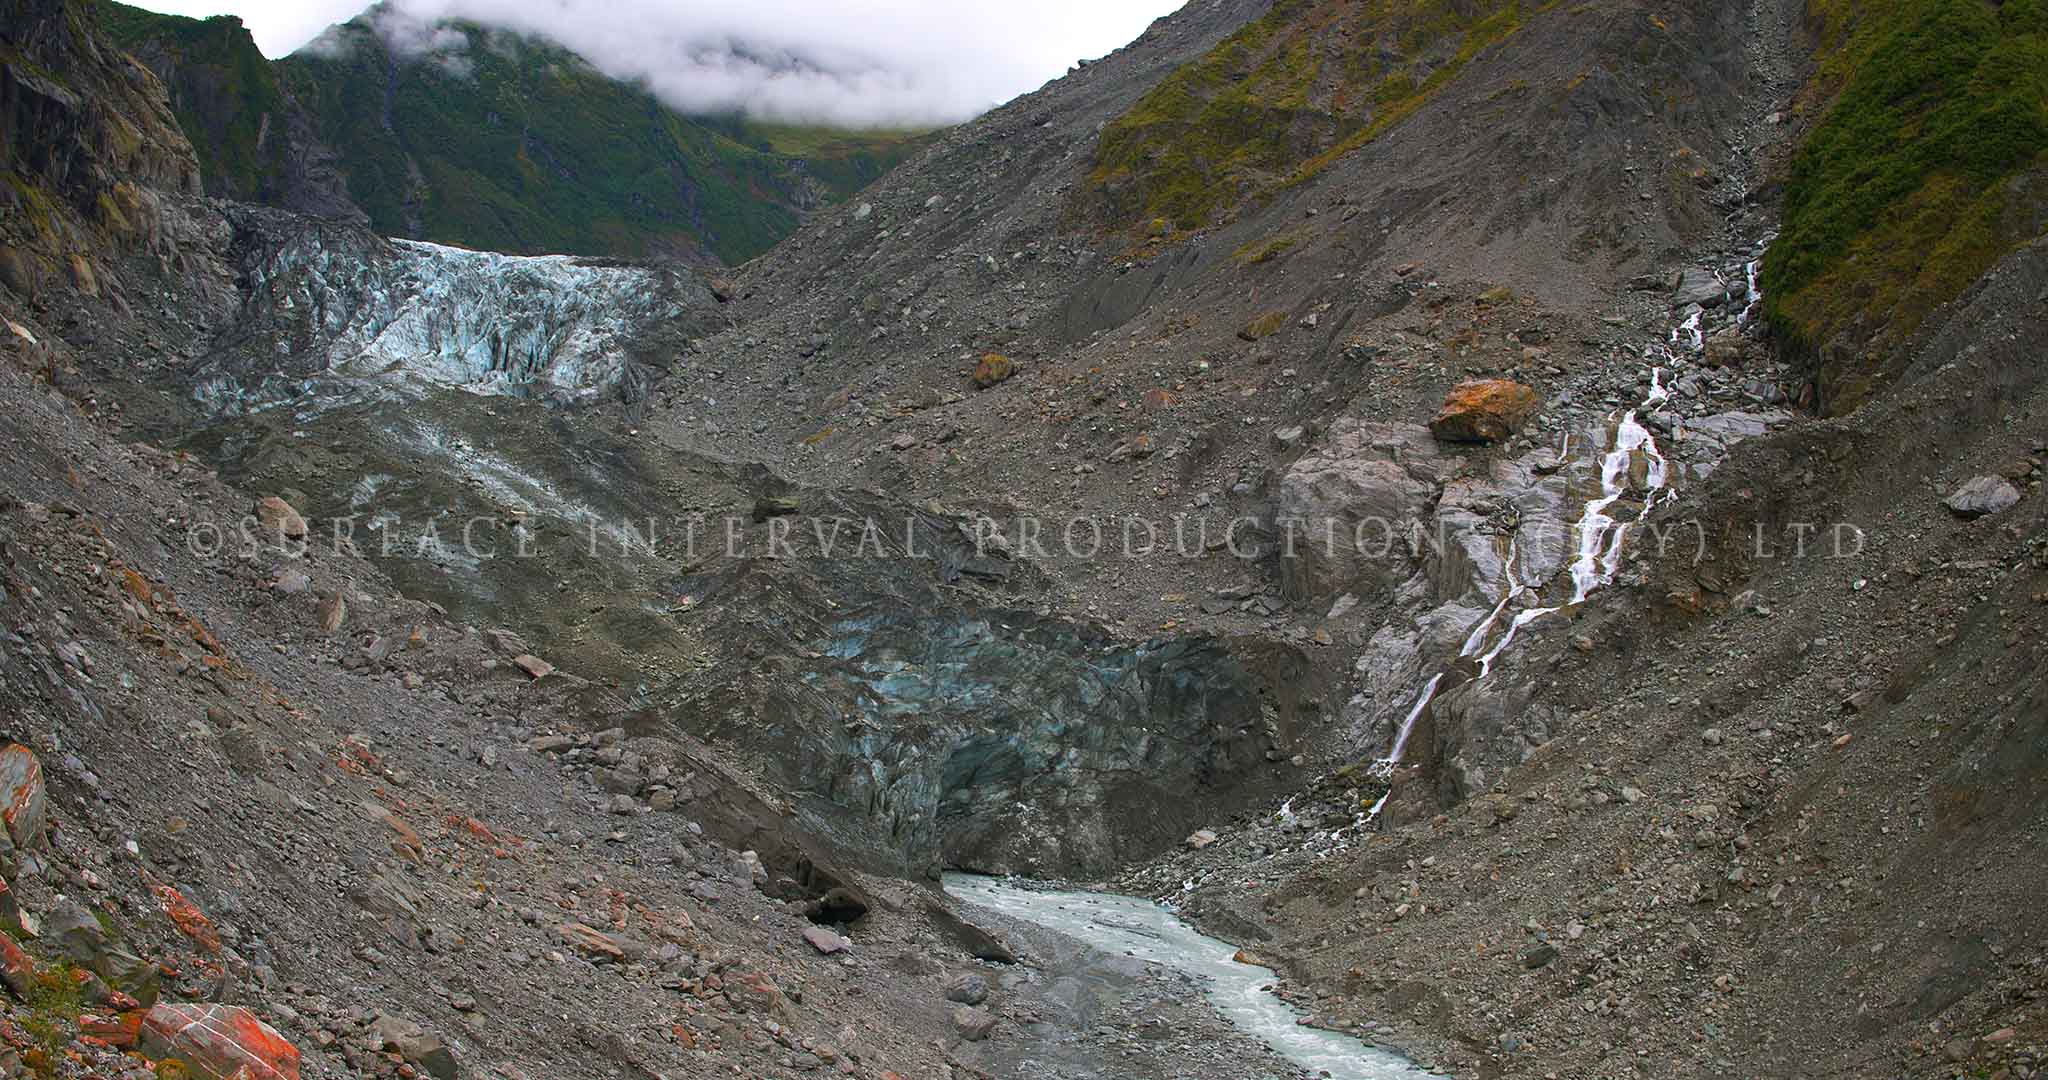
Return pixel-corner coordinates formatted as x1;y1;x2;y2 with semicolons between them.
0;744;46;852
971;352;1015;388
137;1003;301;1080
1429;379;1541;443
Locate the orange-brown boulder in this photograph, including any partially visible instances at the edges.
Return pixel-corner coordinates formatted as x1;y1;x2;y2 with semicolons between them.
971;353;1015;388
1429;379;1540;443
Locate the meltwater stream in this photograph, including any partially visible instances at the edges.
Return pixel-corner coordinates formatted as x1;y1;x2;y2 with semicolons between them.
945;874;1440;1079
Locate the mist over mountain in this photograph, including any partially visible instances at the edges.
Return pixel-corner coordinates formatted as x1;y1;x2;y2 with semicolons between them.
303;0;1176;128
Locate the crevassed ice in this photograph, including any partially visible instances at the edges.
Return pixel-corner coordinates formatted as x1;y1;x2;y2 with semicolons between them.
206;235;692;412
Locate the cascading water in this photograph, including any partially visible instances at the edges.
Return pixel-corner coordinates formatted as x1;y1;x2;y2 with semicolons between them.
1362;367;1676;820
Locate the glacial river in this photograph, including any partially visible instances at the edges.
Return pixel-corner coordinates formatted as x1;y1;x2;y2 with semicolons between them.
944;874;1439;1079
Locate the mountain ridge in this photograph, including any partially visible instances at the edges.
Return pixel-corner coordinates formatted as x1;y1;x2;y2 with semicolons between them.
96;0;932;263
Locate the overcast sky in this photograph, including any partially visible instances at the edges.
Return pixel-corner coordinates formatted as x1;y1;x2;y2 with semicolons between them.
121;0;1185;126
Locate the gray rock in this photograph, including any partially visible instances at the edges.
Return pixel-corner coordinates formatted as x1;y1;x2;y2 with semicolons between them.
1273;420;1441;602
739;849;769;884
945;973;991;1005
1672;268;1727;308
951;1005;997;1041
372;1013;459;1080
1944;475;2021;519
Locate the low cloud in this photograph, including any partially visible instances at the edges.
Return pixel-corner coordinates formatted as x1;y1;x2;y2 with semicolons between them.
313;0;1180;128
302;5;468;59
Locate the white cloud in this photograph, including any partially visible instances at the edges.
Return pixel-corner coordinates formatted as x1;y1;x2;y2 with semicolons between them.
118;0;1186;127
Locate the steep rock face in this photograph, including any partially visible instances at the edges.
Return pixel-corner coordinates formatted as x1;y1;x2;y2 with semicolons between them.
191;209;716;413
97;3;365;222
0;0;201;301
94;1;928;264
1273;419;1442;603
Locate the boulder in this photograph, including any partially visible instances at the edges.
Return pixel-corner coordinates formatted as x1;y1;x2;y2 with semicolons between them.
0;934;34;998
951;1005;997;1042
316;592;347;632
1274;420;1441;601
944;973;991;1005
972;353;1015;388
0;246;34;298
1185;829;1218;850
557;922;627;963
1671;268;1727;308
1238;310;1287;340
254;496;308;540
752;495;800;521
921;897;1018;964
138;1003;301;1080
371;1013;458;1080
1105;434;1153;462
1428;380;1540;444
1944;476;2021;519
1703;327;1748;368
0;745;46;851
801;926;850;955
738;850;768;885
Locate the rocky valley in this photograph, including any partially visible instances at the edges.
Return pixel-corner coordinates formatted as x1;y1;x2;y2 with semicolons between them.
0;0;2044;1077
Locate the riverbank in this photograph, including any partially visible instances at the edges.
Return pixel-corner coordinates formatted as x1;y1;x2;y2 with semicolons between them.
943;874;1439;1080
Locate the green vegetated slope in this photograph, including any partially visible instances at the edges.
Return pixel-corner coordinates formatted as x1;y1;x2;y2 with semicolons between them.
1763;0;2048;411
95;1;930;264
1085;0;1536;234
95;1;288;203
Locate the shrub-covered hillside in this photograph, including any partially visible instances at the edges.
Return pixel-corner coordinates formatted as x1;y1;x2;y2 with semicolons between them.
1764;0;2048;411
1083;0;1532;235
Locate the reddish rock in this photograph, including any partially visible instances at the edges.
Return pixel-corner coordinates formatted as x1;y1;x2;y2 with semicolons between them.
0;932;35;997
1106;434;1154;463
558;922;625;962
951;1005;996;1041
152;883;222;953
254;496;307;540
358;801;424;860
138;1003;301;1080
1428;379;1541;443
731;969;792;1018
801;926;849;955
511;654;555;679
0;744;46;850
